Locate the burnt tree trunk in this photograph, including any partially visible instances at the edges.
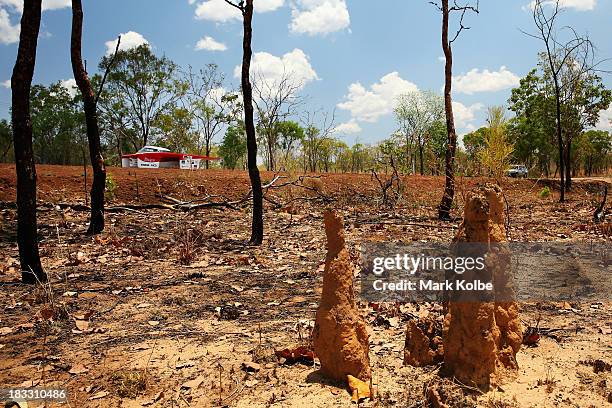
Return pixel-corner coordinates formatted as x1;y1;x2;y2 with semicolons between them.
419;141;425;176
547;56;565;201
564;142;572;191
11;0;45;284
240;0;264;245
71;0;106;234
438;0;457;221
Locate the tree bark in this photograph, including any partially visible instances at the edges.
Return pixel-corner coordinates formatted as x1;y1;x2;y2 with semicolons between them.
564;141;572;191
418;141;424;176
11;0;46;284
553;81;565;201
438;0;457;221
240;0;264;245
71;0;106;234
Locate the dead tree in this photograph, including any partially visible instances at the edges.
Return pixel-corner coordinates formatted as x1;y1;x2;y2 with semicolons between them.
432;0;479;220
526;0;603;198
71;0;107;234
253;72;303;171
371;156;402;208
225;0;263;245
11;0;45;283
183;64;230;169
300;108;336;173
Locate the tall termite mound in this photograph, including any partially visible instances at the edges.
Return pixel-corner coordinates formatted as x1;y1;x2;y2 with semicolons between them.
313;210;371;382
443;184;522;389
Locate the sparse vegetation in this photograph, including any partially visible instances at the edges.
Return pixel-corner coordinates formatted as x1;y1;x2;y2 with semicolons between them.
105;172;117;201
1;0;610;406
539;186;551;198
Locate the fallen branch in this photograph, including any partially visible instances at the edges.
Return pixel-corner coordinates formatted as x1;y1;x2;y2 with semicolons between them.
593;185;607;223
353;219;458;229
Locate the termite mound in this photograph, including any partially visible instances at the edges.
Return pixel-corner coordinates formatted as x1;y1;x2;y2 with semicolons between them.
312;210;371;383
403;316;444;367
443;184;522;389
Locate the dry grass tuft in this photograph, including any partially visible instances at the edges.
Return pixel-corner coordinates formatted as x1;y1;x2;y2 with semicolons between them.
111;369;148;398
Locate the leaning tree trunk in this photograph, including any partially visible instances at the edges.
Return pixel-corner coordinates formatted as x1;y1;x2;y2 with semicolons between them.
11;0;45;284
240;0;264;245
71;0;106;235
438;0;457;221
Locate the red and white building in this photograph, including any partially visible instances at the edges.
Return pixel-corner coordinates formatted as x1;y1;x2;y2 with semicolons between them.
121;146;220;170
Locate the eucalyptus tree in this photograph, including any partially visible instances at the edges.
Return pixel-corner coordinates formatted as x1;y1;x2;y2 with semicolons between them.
99;44;183;150
394;90;444;175
525;0;608;198
253;73;303;171
183;63;235;167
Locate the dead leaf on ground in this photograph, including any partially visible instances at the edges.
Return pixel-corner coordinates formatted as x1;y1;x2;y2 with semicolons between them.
0;327;13;336
245;379;259;387
181;376;205;390
73;310;94;321
142;391;164;406
274;346;314;365
75;319;90;331
88;391;109;400
347;375;371;403
69;364;89;375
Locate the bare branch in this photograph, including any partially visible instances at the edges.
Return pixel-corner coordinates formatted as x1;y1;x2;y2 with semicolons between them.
95;35;121;106
224;0;243;12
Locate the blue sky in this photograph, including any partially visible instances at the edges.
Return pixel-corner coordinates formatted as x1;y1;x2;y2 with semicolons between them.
1;0;611;146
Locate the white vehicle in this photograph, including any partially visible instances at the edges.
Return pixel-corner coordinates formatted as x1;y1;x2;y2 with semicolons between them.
121;146;219;169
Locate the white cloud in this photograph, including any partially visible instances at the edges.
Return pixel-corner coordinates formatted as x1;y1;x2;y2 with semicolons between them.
234;48;318;90
42;0;71;11
0;0;70;12
337;72;418;123
595;106;612;131
290;0;350;36
194;0;283;22
0;0;72;44
255;0;284;13
0;0;21;11
195;35;227;51
1;79;10;88
60;78;78;97
195;0;241;22
526;0;596;11
453;66;520;95
0;8;19;44
105;31;149;55
452;101;484;131
334;119;362;135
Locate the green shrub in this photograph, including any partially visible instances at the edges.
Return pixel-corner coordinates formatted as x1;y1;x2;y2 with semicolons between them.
539;186;551;198
105;173;117;201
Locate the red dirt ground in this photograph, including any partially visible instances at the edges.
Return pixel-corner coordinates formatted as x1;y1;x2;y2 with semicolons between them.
0;164;610;408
